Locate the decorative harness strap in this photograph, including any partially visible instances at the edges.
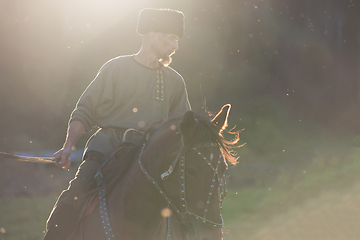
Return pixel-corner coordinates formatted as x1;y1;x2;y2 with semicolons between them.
95;173;117;240
94;128;144;240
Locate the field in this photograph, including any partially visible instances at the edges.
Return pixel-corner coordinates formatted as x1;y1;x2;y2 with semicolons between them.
1;146;360;240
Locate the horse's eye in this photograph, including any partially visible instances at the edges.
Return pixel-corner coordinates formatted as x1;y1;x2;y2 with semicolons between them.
186;168;197;178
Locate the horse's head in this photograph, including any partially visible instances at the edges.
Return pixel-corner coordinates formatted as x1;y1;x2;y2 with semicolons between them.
141;104;239;240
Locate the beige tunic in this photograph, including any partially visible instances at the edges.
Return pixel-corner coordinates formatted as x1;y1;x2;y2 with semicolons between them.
70;55;191;156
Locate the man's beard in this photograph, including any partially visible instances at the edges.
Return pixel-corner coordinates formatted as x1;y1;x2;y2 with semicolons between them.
159;50;176;67
159;55;172;67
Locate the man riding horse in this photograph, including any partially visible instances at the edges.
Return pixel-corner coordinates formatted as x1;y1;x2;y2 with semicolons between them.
44;8;191;240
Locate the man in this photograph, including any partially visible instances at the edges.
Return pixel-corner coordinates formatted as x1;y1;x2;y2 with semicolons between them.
44;8;191;240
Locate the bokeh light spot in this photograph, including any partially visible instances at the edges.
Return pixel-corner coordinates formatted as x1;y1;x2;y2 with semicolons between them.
161;208;172;218
138;121;145;128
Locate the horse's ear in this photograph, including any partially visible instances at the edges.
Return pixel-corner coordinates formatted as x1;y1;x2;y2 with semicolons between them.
211;104;231;133
180;111;197;144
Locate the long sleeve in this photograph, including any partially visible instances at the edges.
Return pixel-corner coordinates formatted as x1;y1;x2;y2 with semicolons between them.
69;60;114;131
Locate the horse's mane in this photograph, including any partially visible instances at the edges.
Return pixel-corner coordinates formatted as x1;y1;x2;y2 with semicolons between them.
192;113;240;166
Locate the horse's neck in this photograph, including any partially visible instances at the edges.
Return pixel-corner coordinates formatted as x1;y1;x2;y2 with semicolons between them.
107;159;165;239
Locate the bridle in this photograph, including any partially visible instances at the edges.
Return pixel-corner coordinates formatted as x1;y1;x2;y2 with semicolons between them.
138;135;227;234
180;142;227;226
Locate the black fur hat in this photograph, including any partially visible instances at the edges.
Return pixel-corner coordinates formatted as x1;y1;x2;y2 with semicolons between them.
137;8;184;38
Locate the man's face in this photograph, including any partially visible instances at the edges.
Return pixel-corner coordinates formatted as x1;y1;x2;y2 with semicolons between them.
151;32;179;65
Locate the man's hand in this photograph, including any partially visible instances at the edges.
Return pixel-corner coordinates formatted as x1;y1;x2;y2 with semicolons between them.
53;147;72;169
53;120;85;169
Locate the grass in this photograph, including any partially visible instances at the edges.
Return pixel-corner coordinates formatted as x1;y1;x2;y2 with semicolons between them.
1;147;360;240
221;147;360;239
0;194;58;240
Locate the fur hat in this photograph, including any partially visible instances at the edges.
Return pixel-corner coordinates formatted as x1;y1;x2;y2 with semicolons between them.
137;8;184;38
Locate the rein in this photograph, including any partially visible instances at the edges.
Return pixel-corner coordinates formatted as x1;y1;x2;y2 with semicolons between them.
138;143;186;222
